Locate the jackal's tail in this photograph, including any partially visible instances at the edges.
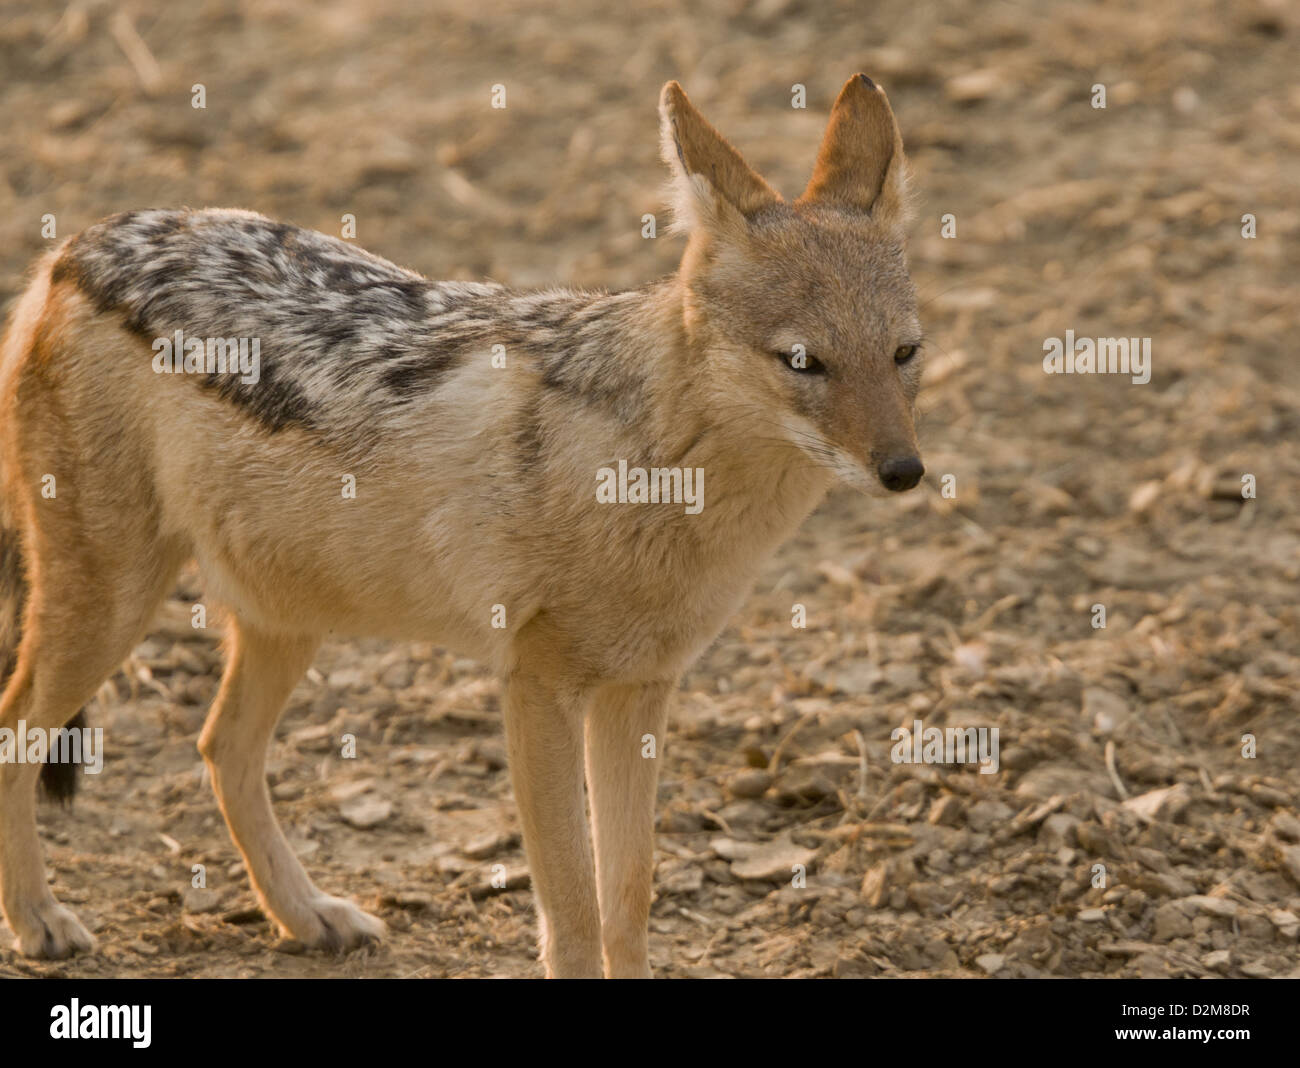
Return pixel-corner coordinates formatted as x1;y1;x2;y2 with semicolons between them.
0;524;82;801
0;256;86;803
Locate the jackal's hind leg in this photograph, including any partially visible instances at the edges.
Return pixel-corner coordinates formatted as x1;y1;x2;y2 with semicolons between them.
198;622;385;951
0;540;185;958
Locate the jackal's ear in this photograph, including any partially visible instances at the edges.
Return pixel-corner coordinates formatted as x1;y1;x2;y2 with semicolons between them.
659;81;781;234
798;74;910;225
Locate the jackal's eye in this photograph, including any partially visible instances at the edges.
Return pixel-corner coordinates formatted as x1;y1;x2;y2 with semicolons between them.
894;344;919;366
776;349;827;375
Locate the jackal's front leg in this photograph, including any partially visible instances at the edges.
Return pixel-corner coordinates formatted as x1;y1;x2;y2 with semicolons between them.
503;663;601;978
585;680;671;978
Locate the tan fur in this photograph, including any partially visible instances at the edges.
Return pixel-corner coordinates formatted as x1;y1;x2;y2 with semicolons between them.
0;77;922;975
660;80;782;226
800;74;910;221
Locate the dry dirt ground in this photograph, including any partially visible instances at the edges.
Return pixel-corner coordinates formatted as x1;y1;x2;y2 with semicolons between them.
1;0;1297;978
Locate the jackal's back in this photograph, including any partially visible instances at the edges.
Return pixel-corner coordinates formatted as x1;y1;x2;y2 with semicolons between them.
50;208;520;434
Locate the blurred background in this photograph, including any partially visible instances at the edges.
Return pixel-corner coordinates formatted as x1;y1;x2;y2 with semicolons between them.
1;0;1297;979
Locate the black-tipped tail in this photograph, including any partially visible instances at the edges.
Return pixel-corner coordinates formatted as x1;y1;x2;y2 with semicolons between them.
3;521;86;803
39;708;86;804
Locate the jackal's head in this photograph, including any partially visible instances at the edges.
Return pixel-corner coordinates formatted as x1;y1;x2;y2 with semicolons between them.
661;75;923;495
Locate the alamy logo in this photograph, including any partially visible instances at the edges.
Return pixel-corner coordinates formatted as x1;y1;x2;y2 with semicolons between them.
891;719;999;774
1042;330;1151;384
596;459;704;515
152;328;261;384
50;999;151;1048
0;719;103;774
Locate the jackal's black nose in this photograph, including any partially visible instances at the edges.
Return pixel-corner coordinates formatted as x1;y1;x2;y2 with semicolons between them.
878;456;924;492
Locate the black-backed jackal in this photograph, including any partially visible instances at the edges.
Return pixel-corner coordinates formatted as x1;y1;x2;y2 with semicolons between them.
0;76;923;977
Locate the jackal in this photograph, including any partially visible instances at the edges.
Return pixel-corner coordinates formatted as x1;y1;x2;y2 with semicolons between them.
0;75;923;977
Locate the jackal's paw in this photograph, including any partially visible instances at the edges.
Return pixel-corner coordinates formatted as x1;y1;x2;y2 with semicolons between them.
15;901;97;960
281;894;386;952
